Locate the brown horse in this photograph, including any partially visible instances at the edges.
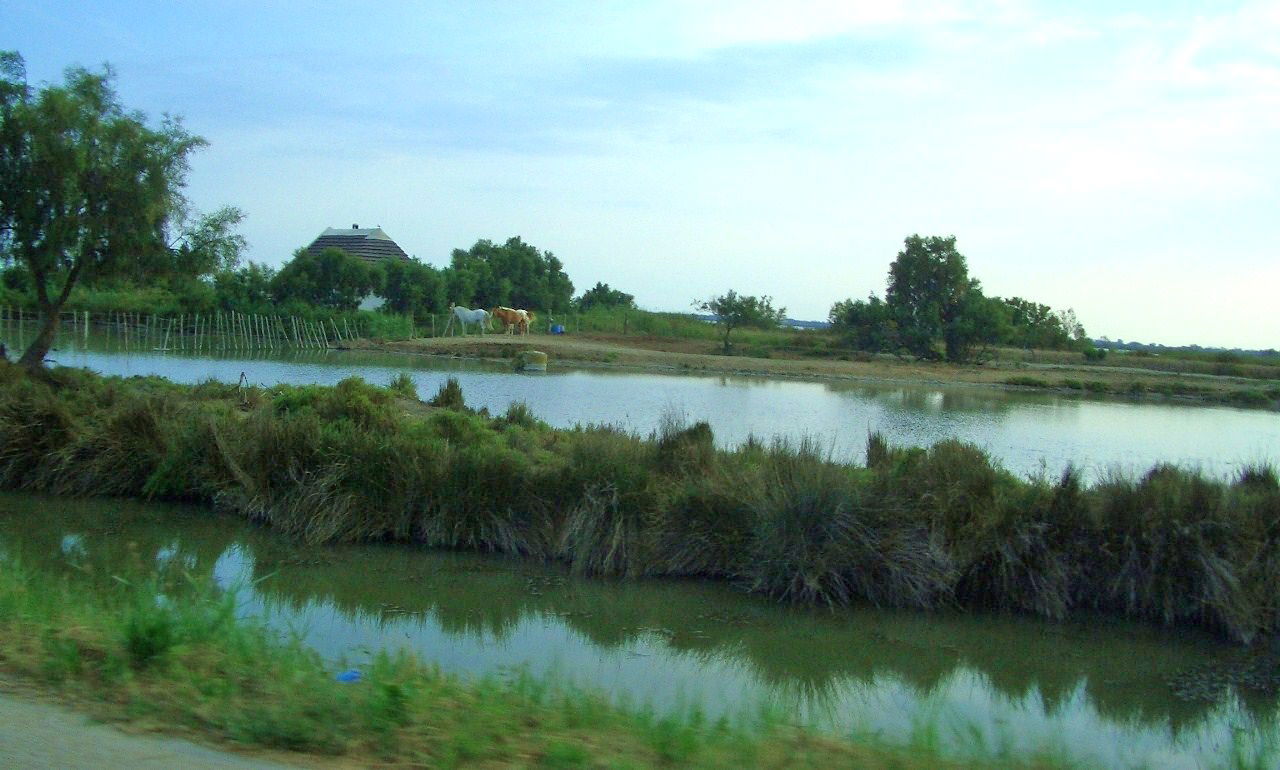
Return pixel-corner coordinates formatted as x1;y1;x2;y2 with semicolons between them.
490;306;527;335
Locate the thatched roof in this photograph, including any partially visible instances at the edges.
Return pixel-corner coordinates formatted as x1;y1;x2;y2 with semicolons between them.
306;225;410;265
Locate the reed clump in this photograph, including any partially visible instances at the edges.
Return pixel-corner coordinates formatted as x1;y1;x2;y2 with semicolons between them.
1;362;1277;644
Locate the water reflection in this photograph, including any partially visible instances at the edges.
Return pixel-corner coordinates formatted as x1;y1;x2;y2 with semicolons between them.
2;494;1274;767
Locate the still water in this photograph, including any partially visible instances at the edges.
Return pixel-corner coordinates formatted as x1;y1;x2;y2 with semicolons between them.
47;336;1280;481
2;494;1274;768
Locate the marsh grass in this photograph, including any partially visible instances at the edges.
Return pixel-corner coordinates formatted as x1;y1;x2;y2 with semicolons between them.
1;362;1278;643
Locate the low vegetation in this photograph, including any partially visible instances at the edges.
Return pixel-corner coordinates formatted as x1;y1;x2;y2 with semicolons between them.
0;561;991;768
0;363;1277;645
1001;374;1280;408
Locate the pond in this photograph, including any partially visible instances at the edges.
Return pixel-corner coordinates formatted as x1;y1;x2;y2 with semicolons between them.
42;333;1280;482
2;494;1274;768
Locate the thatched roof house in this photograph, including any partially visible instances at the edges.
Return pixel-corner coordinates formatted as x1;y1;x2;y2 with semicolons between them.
306;224;410;266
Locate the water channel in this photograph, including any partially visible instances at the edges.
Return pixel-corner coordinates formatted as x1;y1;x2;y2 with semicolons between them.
2;494;1275;768
42;333;1280;482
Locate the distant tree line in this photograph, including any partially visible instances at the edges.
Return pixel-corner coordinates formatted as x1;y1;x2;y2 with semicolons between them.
829;235;1091;363
176;236;580;318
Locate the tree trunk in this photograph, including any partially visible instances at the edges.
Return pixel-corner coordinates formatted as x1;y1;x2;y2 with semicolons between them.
18;305;59;368
18;261;82;369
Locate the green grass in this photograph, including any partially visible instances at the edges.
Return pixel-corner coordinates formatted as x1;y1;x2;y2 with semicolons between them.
0;559;1043;768
0;362;1278;644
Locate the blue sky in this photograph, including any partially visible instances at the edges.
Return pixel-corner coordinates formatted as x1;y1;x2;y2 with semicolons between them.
5;1;1278;348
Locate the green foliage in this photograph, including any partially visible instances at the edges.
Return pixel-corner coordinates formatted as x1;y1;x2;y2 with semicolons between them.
380;257;448;317
999;297;1082;350
387;372;417;399
428;377;467;410
213;261;276;312
694;290;786;354
831;236;1087;361
885;235;1002;362
575;281;636;312
0;51;207;366
271;247;380;311
448;236;574;313
828;293;896;353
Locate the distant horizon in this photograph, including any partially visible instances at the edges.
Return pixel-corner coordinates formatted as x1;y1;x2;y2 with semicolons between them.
5;2;1277;350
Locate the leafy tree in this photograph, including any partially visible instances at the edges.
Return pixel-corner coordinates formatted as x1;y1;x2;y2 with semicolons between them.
694;290;786;354
213;261;276;312
575;282;636;312
167;205;247;278
381;258;448;317
0;52;206;367
270;247;380;311
948;291;1011;363
828;293;897;352
885;235;974;361
447;236;574;312
883;235;1008;362
1055;307;1088;345
1000;297;1065;349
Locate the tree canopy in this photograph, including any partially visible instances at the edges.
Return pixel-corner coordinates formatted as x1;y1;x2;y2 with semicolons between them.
828;235;1081;363
270;247;381;312
695;290;786;353
575;282;636;312
0;51;206;366
885;235;982;361
380;257;447;318
448;237;574;313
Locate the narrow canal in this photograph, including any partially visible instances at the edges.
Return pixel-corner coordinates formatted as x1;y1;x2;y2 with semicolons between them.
3;494;1275;768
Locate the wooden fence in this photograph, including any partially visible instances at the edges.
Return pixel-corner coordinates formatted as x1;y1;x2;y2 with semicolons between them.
0;307;368;352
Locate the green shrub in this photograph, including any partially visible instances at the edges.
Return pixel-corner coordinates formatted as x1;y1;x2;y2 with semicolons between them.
387;372;417;399
1004;376;1046;388
428;377;467;410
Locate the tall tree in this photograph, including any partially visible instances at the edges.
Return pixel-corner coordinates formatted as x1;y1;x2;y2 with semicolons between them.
0;52;206;367
884;234;1006;362
381;257;447;317
448;237;574;312
270;247;381;311
886;235;970;360
695;290;786;354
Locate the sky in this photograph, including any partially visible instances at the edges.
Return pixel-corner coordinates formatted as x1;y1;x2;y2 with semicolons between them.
4;1;1278;349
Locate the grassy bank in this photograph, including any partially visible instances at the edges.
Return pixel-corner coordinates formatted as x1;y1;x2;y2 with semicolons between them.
1002;374;1280;409
1;363;1278;645
0;561;994;768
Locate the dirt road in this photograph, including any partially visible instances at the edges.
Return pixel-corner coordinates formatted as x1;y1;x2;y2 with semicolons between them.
0;691;301;769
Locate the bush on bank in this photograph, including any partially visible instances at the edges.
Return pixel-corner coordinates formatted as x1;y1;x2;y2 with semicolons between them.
0;363;1277;644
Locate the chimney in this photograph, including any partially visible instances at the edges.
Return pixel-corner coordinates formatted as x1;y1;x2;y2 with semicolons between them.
352;223;359;229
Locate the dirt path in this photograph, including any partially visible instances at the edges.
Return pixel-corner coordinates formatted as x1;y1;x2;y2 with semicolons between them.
0;690;305;769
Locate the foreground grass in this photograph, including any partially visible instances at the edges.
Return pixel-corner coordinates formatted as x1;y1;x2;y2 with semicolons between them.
1;363;1278;646
0;561;1026;768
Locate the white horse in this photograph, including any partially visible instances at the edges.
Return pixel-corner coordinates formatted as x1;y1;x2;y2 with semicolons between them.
448;304;489;336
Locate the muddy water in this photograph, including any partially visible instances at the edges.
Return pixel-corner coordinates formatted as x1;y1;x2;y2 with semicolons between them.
39;334;1280;482
2;494;1275;768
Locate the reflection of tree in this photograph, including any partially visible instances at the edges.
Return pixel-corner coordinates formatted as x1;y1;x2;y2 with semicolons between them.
826;382;1033;417
6;495;1263;736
